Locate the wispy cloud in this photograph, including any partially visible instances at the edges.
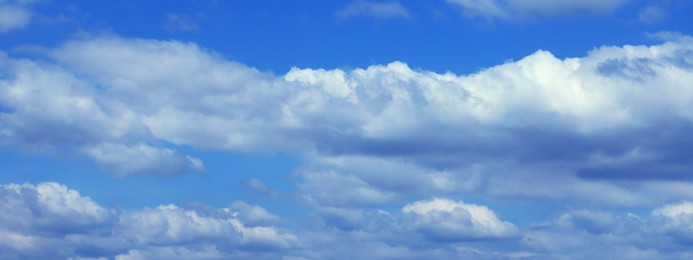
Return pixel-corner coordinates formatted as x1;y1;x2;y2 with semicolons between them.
163;13;199;32
0;1;33;33
446;0;633;21
336;0;411;21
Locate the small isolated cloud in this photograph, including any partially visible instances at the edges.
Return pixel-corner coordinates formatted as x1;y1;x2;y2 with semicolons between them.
83;143;204;177
402;198;519;241
228;201;281;226
0;2;32;33
638;4;667;24
163;13;199;32
336;0;411;21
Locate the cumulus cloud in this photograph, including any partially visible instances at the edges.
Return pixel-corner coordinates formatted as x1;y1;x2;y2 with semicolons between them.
2;6;692;258
402;198;519;241
2;34;693;186
0;182;296;259
519;206;693;259
0;42;205;176
2;35;693;258
0;182;114;235
446;0;633;20
304;198;521;258
2;179;693;258
304;199;680;259
116;204;296;249
336;0;411;20
0;182;116;258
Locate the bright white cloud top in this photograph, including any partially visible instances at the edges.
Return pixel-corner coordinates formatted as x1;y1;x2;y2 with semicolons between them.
3;36;693;177
1;1;693;258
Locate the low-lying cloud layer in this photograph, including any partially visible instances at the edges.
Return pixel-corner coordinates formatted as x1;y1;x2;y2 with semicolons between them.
0;182;296;259
2;181;693;258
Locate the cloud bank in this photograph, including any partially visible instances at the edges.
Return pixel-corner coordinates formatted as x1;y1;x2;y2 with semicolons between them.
1;33;693;258
0;182;296;259
2;34;693;178
2;181;693;258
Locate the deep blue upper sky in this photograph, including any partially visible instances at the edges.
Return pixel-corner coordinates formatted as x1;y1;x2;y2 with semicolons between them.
5;0;691;73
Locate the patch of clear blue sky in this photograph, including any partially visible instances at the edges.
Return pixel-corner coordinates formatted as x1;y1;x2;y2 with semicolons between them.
4;1;691;74
0;148;302;215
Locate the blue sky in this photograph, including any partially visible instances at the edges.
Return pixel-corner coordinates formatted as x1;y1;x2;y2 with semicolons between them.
1;0;693;259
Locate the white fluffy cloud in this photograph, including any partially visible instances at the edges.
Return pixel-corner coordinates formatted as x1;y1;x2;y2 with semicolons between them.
2;178;693;257
302;198;522;258
402;198;519;241
0;43;206;176
0;182;296;259
519;206;693;259
0;182;115;258
302;197;693;258
3;34;693;188
3;33;693;257
0;182;113;234
116;204;296;249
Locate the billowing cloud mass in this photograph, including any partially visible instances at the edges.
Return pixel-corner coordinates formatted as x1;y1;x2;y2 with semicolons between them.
0;182;296;259
1;33;693;258
3;34;693;180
